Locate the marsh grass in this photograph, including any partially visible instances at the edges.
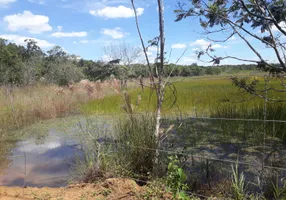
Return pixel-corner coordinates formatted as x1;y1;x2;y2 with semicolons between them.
82;76;286;119
115;113;157;178
0;85;79;131
81;75;286;143
0;81;121;133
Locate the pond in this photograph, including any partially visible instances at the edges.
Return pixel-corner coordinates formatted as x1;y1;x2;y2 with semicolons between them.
1;115;286;191
0;116;112;188
0;126;82;187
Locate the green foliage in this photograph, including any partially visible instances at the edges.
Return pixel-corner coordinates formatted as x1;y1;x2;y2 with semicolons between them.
0;37;262;86
0;40;24;84
166;156;190;200
231;164;247;200
174;0;286;72
43;60;84;85
272;178;286;200
115;112;157;177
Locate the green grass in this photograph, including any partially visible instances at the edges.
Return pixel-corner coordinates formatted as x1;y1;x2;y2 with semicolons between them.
81;77;230;115
81;75;286;117
81;75;286;142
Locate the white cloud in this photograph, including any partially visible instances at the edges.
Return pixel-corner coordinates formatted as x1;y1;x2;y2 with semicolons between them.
212;44;223;49
57;26;63;31
180;56;197;65
190;39;226;49
190;39;210;49
79;40;89;44
102;54;112;62
171;43;186;49
3;11;52;34
0;0;16;7
101;27;128;39
0;34;54;48
90;5;144;19
18;141;61;154
147;46;158;52
73;39;99;44
178;54;210;66
28;0;45;4
50;31;87;38
229;36;237;41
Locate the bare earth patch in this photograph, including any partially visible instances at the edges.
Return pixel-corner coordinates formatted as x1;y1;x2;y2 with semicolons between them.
0;178;163;200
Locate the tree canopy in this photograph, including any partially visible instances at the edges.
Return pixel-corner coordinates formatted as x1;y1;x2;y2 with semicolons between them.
175;0;286;73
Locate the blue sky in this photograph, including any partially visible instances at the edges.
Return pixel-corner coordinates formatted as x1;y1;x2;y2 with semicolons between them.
0;0;283;65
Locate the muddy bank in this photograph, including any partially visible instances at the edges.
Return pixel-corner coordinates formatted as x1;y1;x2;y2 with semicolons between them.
0;178;170;200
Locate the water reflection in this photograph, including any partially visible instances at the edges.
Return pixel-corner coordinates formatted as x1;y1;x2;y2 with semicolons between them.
0;129;82;188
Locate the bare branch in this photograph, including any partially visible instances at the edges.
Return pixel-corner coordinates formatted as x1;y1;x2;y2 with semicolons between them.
265;23;286;69
130;0;153;79
207;32;236;43
229;23;273;68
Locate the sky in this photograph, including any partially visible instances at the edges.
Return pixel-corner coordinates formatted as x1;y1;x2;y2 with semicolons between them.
0;0;284;65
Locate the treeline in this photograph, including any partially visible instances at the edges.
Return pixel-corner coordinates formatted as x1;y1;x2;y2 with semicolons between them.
0;38;259;86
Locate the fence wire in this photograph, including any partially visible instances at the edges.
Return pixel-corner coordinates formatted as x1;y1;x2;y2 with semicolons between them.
0;115;286;199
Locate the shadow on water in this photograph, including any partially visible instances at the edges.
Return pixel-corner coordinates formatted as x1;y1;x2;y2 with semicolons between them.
162;117;286;193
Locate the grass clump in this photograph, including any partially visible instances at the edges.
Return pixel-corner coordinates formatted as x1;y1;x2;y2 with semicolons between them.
231;164;247;200
115;112;157;180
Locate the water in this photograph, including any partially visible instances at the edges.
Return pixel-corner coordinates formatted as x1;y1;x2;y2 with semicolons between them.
0;115;114;188
0;128;82;187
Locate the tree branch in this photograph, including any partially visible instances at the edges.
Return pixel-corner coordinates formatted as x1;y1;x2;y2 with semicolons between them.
130;0;155;86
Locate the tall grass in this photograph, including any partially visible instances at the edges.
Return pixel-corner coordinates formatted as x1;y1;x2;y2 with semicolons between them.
82;76;286;143
82;76;286;118
0;81;121;133
0;85;83;132
115;113;157;177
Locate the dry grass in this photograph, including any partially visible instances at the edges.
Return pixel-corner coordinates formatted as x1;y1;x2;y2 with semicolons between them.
0;80;121;133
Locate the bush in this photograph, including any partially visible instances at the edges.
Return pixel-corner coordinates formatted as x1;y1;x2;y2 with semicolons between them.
44;61;84;85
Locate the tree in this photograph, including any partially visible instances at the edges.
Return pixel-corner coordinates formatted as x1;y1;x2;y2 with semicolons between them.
131;0;176;174
103;42;142;87
103;42;141;67
175;0;286;101
43;46;84;85
0;40;23;85
175;0;285;72
22;39;45;85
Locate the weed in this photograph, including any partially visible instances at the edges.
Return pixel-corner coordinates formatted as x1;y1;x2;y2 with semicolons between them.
115;112;157;179
231;163;247;200
166;156;190;200
100;189;112;197
272;178;286;200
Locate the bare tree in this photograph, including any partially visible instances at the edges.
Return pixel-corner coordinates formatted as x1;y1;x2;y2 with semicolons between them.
130;0;177;173
103;42;142;89
103;42;142;67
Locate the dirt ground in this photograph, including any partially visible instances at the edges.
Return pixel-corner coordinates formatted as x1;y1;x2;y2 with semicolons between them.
0;178;170;200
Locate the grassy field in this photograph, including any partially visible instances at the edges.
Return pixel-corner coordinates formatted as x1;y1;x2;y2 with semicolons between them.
2;75;285;136
81;75;286;142
81;75;286;118
1;75;286;199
